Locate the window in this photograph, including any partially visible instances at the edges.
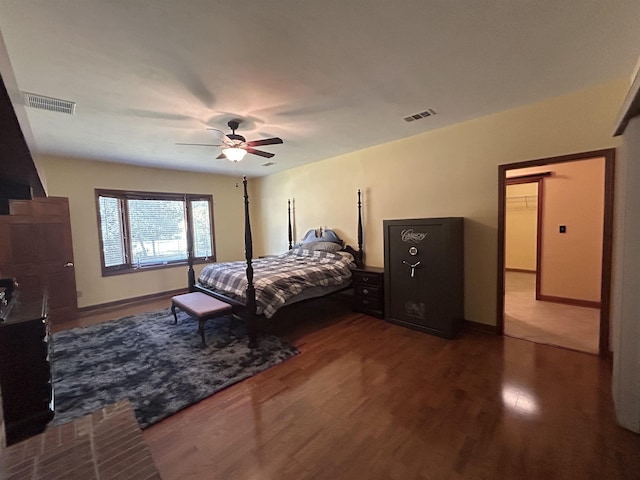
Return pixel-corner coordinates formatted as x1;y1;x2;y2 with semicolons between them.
96;189;215;275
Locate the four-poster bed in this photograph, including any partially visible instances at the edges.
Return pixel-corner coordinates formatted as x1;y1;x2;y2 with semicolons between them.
186;176;363;347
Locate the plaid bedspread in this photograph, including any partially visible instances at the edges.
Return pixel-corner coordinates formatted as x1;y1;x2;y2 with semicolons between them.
197;248;356;318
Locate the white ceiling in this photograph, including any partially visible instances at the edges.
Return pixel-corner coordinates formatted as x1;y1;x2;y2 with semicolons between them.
0;1;639;177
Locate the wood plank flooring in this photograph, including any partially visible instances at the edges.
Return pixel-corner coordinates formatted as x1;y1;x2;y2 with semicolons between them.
64;296;640;479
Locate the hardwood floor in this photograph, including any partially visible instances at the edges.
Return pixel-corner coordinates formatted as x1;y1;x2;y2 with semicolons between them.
63;296;639;479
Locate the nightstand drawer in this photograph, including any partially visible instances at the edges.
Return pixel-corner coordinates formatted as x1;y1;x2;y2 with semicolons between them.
354;296;382;313
351;266;384;318
354;284;381;299
352;271;383;286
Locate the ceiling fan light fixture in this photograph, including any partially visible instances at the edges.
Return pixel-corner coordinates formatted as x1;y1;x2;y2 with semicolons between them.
222;147;247;162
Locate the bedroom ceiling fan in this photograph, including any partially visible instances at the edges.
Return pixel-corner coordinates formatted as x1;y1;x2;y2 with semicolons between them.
176;120;283;162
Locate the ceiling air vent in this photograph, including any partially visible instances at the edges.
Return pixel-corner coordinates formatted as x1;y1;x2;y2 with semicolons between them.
403;109;436;123
261;161;276;167
22;92;76;115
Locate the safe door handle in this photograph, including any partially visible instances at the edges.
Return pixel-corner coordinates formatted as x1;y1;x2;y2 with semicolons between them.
402;260;421;278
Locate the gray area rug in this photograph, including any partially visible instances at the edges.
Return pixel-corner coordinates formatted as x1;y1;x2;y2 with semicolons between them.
52;308;299;428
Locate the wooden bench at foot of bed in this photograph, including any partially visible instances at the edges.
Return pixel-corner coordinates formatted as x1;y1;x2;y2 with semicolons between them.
171;292;233;347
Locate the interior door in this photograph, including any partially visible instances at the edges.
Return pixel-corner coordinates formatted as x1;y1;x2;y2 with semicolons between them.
0;197;78;324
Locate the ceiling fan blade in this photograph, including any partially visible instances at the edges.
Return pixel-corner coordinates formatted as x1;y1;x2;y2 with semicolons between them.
245;147;275;158
176;142;223;147
246;137;283;147
216;153;227;159
207;128;234;146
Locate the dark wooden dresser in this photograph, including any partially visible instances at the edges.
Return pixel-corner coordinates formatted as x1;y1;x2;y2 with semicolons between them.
383;217;464;339
0;280;54;445
352;266;384;318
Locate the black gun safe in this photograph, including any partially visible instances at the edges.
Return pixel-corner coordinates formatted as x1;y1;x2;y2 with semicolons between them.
383;217;464;339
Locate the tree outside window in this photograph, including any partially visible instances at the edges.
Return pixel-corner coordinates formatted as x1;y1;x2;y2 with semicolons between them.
96;190;214;275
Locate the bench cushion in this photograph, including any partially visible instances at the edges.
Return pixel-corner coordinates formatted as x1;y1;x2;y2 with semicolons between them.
172;292;232;317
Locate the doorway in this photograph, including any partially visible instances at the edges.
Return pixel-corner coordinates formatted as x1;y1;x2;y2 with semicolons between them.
497;149;615;356
0;196;78;325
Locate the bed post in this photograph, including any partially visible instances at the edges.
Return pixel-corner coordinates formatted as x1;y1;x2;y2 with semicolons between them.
288;199;293;250
357;189;363;266
186;195;196;291
243;176;258;348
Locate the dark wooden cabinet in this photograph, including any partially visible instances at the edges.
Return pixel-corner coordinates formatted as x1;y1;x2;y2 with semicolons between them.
383;217;464;339
352;266;384;318
0;284;54;445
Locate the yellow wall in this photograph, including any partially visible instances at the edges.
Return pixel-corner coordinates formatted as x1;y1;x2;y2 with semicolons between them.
36;156;248;308
34;78;627;323
505;183;538;271
253;79;627;326
508;158;605;302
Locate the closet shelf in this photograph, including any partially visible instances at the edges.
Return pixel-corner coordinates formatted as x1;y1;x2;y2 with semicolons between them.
506;194;538;209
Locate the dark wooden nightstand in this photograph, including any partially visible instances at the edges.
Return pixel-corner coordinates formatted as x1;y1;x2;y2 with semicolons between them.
351;266;384;318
